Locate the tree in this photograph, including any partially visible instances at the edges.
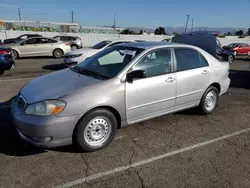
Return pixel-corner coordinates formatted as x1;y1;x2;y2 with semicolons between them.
139;30;143;35
154;27;166;35
235;30;244;36
227;32;232;36
248;28;250;36
120;29;138;35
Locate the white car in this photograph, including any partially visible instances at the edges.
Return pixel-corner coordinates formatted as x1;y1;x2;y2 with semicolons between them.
64;39;136;66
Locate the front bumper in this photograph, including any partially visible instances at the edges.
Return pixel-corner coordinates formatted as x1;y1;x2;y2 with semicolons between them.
220;77;231;96
64;56;83;66
11;98;81;148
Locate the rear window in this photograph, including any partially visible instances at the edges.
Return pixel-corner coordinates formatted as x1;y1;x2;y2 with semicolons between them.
92;40;112;49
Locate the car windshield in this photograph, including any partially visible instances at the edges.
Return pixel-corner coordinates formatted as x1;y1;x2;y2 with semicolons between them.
71;46;143;80
91;40;112;49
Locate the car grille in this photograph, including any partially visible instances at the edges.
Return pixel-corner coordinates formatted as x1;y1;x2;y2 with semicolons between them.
16;95;27;110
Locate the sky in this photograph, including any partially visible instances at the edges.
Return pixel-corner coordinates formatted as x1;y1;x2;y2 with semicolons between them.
0;0;250;28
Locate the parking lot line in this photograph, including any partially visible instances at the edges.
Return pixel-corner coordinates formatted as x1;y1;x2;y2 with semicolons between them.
0;77;35;82
55;127;250;188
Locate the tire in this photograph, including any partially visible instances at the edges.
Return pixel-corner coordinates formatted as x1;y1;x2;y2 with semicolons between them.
53;48;64;58
71;45;78;51
74;109;117;152
228;55;234;63
198;86;219;115
248;51;250;56
0;69;4;75
12;50;19;59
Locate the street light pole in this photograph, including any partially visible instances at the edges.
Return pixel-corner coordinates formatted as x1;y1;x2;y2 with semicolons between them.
184;15;190;33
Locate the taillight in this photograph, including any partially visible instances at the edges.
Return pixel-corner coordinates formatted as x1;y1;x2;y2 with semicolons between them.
0;50;9;55
65;42;70;46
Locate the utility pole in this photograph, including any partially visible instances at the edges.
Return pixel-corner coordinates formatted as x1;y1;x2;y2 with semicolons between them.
184;15;190;33
191;18;194;32
18;8;21;21
71;11;74;23
113;14;116;30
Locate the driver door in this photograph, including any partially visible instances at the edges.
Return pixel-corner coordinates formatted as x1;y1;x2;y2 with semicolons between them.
19;38;39;57
126;48;177;124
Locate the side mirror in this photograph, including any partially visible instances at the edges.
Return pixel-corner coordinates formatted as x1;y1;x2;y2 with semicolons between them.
126;70;146;83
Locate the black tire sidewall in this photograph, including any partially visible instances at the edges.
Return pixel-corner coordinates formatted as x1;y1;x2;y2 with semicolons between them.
12;50;19;59
53;49;63;58
71;45;78;50
199;86;219;114
74;109;117;152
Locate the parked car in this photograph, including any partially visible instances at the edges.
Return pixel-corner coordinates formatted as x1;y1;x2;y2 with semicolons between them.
161;38;171;42
53;35;82;50
2;37;71;59
0;47;15;75
64;39;136;66
222;43;250;56
12;41;230;152
3;34;42;44
171;34;234;63
216;45;235;63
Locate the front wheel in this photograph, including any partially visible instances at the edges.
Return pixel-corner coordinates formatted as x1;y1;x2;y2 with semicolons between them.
74;109;117;152
228;55;234;63
198;86;219;115
12;50;19;59
53;49;64;58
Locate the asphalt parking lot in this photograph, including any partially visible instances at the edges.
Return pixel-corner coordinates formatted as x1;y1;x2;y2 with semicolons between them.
0;57;250;188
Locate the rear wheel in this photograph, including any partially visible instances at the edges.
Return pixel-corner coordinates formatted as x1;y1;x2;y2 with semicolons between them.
198;86;219;115
53;48;64;58
74;109;117;152
12;50;19;59
71;45;78;51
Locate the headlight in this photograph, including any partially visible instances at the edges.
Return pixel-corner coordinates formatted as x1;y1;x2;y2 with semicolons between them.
25;100;66;116
70;54;82;58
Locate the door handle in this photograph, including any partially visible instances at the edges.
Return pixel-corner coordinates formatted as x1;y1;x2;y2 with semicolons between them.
202;70;209;74
166;77;175;82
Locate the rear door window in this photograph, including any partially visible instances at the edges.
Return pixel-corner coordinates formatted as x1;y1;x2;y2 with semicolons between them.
174;48;208;71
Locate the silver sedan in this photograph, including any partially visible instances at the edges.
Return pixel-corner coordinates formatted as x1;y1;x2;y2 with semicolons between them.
12;42;230;152
2;37;71;58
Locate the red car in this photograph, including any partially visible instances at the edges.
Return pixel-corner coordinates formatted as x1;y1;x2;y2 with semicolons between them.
223;43;250;56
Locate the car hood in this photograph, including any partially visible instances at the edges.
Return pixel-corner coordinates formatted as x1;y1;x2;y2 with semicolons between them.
66;47;99;56
20;68;102;103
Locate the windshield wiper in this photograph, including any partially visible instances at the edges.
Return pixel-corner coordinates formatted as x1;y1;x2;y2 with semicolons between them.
81;69;109;80
70;65;84;74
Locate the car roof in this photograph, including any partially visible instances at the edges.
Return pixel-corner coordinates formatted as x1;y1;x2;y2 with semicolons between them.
117;41;187;49
109;39;135;42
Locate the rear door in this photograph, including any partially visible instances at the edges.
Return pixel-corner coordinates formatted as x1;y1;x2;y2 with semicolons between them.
37;38;58;56
238;44;250;55
174;47;211;110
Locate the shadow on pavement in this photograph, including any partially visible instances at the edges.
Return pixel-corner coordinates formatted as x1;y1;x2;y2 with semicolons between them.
0;97;46;157
229;70;250;89
17;56;60;60
42;63;67;71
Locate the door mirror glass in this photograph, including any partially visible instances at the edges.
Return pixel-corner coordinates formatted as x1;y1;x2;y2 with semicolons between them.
126;70;146;83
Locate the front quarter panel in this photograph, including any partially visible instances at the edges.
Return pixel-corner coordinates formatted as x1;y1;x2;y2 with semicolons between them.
58;78;126;123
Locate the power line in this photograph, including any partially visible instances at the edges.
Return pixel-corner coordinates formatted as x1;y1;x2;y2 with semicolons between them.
184;15;190;33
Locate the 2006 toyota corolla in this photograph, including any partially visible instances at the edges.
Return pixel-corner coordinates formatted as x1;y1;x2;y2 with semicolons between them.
11;42;230;152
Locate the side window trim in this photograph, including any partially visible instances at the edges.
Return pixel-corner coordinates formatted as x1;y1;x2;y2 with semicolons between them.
128;47;174;79
173;47;209;73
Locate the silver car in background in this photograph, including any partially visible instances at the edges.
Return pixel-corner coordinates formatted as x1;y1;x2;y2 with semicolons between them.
2;37;71;59
12;42;230;152
64;39;136;66
52;35;82;50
